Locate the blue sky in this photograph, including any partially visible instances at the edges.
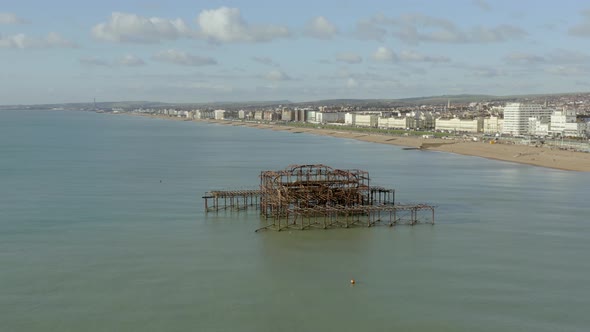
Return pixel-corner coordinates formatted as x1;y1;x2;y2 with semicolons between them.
2;0;590;104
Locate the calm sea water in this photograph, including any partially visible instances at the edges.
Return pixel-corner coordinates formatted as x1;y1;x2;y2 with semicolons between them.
1;110;589;332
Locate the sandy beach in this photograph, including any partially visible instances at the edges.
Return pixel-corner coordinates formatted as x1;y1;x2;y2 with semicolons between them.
132;114;590;172
222;121;590;172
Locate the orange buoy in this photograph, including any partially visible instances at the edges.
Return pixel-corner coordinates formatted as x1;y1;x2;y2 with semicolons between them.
350;279;356;285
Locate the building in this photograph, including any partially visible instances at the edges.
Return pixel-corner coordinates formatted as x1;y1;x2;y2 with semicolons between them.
281;110;294;121
378;116;409;129
528;118;550;136
435;117;483;133
483;116;504;134
316;111;345;124
550;109;586;137
502;103;552;136
214;109;225;120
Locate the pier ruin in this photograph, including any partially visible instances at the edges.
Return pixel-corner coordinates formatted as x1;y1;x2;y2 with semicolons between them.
203;164;435;231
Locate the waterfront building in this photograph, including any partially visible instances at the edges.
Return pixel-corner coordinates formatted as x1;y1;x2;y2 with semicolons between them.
315;111;345;124
483;116;504;134
550;109;586;137
214;110;225;120
281;110;294;121
354;114;379;127
502;103;552;136
528;118;550;136
435;117;483;133
378;116;409;129
254;111;264;121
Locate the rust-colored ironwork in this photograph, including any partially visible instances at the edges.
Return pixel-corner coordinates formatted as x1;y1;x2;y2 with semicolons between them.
203;164;435;231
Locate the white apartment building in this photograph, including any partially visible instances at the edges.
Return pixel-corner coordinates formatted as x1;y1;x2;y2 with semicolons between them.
528;118;550;136
214;109;225;120
354;114;379;127
315;111;345;124
549;109;587;137
435;118;482;133
483;116;504;134
502;103;552;136
378;116;408;129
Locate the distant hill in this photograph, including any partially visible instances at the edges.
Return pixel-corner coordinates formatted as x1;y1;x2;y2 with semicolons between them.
2;92;589;110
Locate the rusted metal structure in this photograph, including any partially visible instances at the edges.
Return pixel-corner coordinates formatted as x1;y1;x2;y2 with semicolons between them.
203;164;434;231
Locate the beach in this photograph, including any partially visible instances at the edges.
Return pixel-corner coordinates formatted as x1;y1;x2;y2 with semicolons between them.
131;114;590;172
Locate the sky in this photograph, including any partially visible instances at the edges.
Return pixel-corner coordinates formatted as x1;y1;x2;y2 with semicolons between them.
2;0;590;104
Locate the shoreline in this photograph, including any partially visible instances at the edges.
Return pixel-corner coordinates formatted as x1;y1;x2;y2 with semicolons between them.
129;113;590;172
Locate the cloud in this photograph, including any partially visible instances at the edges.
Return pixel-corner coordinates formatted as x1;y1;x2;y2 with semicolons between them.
472;0;491;11
265;69;291;81
304;16;338;39
153;49;217;66
336;52;362;64
373;46;397;62
92;12;192;43
80;55;146;67
398;50;450;63
354;19;387;41
361;13;526;44
545;65;589;76
196;7;290;43
548;49;590;63
504;52;545;64
80;57;110;67
373;47;449;63
251;56;278;66
569;10;590;37
469;66;501;77
504;49;590;66
0;32;76;48
346;78;359;88
118;54;145;66
0;12;27;24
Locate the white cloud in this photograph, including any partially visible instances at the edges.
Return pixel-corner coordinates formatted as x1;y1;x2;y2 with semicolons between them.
92;12;192;43
119;54;145;66
197;7;290;43
80;57;110;67
354;19;386;41
265;69;291;81
472;0;492;11
373;46;396;62
153;49;217;66
569;10;590;37
336;52;362;64
504;53;545;64
0;32;76;48
304;16;338;39
0;12;27;24
373;47;450;63
398;50;450;63
80;55;146;67
361;13;526;44
545;65;588;76
251;56;278;66
346;78;359;88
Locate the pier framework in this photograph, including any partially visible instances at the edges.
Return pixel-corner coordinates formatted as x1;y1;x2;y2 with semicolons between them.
203;164;434;231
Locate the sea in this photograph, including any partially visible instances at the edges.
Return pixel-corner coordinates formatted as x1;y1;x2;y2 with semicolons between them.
1;110;589;332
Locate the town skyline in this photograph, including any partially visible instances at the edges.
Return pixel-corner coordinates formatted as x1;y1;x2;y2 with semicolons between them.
3;0;590;104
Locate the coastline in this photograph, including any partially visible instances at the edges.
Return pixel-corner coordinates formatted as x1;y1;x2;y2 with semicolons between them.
130;113;590;172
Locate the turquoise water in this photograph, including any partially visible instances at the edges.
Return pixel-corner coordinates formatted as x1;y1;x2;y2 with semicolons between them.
1;110;589;332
